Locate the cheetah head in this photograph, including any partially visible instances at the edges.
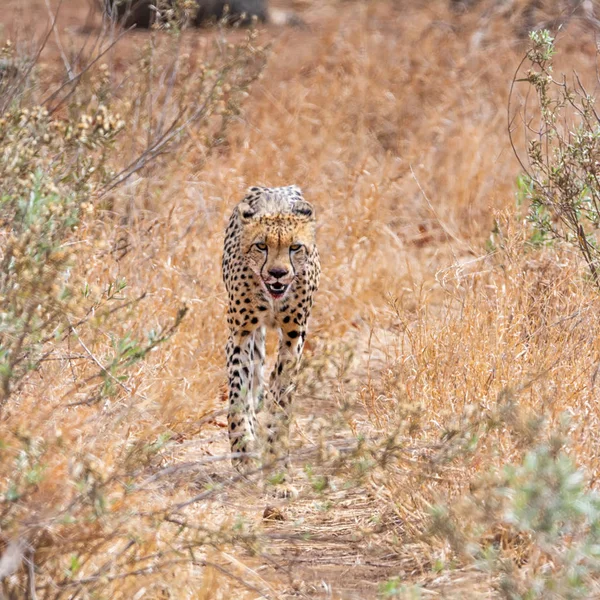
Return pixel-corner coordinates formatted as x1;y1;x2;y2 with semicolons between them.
238;186;316;301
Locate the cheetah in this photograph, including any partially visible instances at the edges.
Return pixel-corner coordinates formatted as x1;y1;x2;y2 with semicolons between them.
222;185;320;481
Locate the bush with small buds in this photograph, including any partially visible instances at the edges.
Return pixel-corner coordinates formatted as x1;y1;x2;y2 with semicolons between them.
0;17;266;597
510;30;600;289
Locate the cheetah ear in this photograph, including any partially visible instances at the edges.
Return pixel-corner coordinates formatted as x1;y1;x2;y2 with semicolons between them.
245;185;266;197
292;199;315;219
238;201;258;221
239;186;266;221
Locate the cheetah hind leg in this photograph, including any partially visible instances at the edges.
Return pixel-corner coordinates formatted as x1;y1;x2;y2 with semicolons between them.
261;387;299;499
261;329;306;495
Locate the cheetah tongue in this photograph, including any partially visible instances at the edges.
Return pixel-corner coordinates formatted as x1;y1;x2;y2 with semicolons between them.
266;282;288;298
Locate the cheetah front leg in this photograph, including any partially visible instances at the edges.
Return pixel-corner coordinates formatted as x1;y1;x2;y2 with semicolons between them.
226;333;259;473
263;325;306;484
252;326;266;414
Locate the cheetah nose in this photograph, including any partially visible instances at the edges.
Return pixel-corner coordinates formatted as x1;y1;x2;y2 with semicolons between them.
268;267;289;279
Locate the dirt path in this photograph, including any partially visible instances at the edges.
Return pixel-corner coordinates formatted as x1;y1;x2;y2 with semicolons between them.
153;327;415;598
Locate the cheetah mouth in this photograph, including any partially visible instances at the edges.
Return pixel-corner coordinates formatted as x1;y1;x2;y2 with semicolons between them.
265;282;289;299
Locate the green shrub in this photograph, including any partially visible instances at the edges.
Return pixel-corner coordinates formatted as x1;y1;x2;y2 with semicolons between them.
431;417;600;599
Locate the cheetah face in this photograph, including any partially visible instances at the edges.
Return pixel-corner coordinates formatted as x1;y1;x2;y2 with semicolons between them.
252;236;307;300
239;202;316;302
243;229;313;301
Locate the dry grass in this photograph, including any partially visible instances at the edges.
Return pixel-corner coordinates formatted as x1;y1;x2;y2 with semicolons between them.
2;0;600;598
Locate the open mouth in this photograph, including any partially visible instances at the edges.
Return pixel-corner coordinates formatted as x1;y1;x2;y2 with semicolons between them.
265;282;289;299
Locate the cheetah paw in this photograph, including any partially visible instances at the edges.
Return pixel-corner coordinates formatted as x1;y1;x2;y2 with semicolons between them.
266;482;299;500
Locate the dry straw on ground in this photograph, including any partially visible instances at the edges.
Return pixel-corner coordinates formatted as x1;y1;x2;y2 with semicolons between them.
2;0;600;598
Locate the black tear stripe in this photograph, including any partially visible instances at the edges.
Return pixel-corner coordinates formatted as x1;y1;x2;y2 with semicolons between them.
260;248;269;281
288;247;298;279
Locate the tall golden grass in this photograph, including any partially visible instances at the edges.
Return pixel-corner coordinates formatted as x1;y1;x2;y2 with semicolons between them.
2;0;600;597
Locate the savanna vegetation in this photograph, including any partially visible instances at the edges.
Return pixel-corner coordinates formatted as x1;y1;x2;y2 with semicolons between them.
1;0;600;598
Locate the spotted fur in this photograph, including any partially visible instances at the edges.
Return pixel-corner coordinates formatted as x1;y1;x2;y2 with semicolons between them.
222;185;320;478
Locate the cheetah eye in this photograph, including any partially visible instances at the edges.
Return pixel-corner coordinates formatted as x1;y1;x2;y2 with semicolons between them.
255;242;267;251
290;244;303;252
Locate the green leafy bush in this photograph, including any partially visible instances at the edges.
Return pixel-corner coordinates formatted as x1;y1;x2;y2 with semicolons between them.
431;416;600;599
